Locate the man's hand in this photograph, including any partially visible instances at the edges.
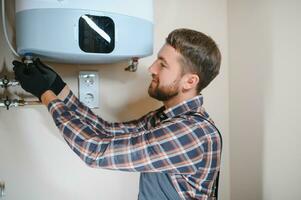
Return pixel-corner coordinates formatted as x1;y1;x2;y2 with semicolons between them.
13;58;66;100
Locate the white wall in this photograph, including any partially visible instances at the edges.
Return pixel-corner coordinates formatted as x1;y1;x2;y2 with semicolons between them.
228;0;301;200
0;0;230;200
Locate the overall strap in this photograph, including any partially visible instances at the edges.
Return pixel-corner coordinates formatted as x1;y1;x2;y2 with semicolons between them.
196;114;223;200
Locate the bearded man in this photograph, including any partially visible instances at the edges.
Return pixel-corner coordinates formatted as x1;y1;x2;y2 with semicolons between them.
13;28;222;200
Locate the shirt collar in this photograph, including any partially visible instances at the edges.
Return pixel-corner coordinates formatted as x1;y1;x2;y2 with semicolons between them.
156;95;204;120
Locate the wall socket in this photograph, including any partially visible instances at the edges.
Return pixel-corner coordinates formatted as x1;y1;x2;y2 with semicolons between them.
79;71;99;108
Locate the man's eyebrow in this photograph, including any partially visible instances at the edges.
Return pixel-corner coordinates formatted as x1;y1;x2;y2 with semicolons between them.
158;56;168;64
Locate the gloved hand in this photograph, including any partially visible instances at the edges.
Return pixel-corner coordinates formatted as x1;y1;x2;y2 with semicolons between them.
13;58;66;100
33;58;66;96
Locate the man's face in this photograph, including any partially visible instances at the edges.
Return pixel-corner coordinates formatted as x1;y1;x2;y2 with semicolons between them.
148;44;184;101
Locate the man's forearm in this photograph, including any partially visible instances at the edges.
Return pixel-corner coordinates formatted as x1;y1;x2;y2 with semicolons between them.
41;85;70;106
41;90;58;106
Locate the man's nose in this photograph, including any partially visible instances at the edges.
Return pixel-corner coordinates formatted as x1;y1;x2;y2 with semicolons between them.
148;62;157;74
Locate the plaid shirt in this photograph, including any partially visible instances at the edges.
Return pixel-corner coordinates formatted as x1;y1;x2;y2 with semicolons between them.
48;89;222;200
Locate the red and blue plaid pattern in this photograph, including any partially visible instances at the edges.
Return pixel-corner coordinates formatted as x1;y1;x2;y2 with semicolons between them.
48;90;222;200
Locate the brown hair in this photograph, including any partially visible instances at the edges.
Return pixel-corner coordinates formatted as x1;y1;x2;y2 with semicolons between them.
166;28;221;92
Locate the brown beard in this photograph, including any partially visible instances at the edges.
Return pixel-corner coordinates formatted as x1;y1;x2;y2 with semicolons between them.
148;77;180;101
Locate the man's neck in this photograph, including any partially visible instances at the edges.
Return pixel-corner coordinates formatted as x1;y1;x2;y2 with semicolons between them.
163;93;198;109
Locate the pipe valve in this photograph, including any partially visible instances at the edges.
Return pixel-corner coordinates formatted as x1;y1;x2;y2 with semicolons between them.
0;76;19;88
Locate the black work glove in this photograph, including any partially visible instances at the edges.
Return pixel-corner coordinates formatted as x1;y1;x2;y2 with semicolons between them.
33;58;66;95
13;58;66;100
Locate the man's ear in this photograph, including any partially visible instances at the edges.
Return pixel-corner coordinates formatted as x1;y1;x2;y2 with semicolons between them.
182;74;199;91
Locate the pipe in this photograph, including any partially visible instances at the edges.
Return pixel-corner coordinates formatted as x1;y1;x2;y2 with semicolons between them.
1;0;20;57
0;98;41;110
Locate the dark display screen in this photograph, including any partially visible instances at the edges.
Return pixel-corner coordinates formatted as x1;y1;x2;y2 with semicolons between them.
79;15;115;53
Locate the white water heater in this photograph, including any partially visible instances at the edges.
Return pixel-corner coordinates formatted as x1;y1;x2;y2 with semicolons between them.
15;0;153;64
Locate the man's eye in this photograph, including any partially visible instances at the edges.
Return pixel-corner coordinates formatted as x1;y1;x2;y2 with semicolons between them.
160;63;167;68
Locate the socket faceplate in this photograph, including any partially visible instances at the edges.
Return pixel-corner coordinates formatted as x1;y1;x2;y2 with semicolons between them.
79;71;99;108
